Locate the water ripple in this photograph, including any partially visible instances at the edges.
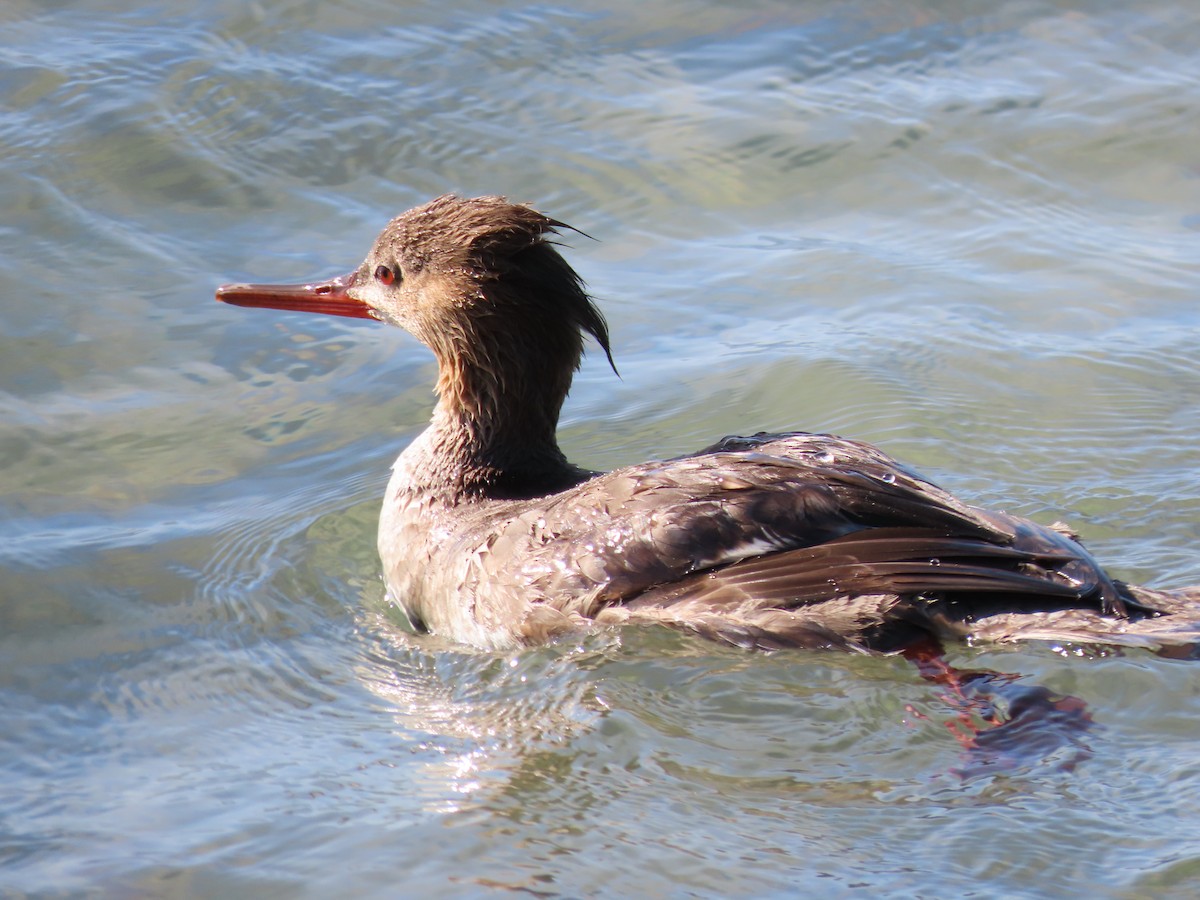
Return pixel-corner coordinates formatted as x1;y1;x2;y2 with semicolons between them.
3;0;1200;895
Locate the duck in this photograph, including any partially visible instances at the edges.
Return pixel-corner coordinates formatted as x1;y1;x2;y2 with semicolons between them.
217;194;1200;654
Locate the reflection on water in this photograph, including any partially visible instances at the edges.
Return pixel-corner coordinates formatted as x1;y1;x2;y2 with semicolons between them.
3;0;1200;895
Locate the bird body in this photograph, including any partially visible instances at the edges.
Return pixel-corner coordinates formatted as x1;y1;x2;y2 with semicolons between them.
218;195;1200;653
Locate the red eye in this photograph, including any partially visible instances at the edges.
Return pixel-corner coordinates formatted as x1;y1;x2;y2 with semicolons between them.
375;265;396;285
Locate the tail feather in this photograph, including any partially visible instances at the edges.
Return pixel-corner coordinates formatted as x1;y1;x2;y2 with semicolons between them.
959;584;1200;653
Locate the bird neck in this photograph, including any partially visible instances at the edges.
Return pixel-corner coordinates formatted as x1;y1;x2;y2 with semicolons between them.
397;337;587;502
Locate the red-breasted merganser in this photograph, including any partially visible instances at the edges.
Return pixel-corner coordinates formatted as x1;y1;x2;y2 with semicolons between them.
217;195;1200;653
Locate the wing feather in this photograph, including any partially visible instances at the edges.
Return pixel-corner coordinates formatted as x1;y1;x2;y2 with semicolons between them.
521;431;1128;642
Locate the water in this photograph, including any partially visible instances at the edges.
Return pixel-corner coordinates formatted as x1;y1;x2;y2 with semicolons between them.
3;0;1199;895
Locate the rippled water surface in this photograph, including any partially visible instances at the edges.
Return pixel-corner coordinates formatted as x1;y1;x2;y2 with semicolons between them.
3;0;1200;895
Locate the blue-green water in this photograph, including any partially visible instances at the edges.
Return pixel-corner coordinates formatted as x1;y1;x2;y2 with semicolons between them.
3;1;1200;896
